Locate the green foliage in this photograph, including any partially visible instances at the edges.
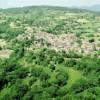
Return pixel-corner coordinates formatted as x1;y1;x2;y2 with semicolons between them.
0;6;100;100
0;48;100;99
89;38;95;43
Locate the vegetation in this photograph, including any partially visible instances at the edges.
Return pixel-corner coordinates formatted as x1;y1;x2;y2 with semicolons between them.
0;6;100;100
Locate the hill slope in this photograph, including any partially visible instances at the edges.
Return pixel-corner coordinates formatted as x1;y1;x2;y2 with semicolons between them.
0;6;100;100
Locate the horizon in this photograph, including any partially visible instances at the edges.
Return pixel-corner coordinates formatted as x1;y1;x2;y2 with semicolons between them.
0;0;100;9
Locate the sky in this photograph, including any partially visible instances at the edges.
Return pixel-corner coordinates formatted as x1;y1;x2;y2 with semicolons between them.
0;0;100;9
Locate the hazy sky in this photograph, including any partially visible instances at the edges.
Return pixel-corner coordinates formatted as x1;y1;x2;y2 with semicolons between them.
0;0;100;8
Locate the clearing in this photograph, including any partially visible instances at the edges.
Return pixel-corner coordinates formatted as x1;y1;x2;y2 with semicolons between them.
55;65;84;88
67;67;84;88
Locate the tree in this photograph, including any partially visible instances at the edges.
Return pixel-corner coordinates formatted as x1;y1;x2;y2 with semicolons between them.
55;71;69;87
89;38;95;43
40;72;50;81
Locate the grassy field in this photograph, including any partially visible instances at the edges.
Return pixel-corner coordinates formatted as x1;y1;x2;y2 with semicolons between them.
67;67;84;88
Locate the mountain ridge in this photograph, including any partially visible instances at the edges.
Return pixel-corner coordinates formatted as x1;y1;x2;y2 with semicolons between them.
75;4;100;12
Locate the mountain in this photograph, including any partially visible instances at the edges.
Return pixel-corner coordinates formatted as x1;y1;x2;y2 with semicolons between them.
79;5;100;12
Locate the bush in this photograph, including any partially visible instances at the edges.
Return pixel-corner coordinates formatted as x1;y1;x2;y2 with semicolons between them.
89;38;95;43
55;71;69;87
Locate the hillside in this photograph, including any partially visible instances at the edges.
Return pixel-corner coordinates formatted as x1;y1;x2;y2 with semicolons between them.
0;6;100;100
